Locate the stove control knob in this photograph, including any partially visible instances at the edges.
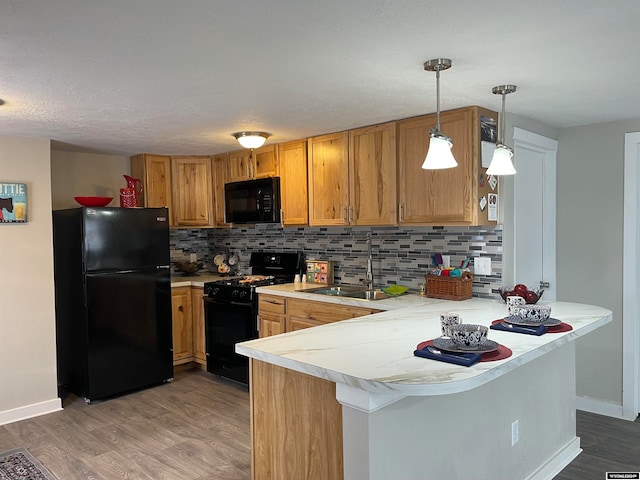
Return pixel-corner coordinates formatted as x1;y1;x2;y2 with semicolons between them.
239;290;247;298
231;290;239;297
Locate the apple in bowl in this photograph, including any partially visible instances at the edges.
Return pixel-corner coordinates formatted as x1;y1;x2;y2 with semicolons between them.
499;284;544;304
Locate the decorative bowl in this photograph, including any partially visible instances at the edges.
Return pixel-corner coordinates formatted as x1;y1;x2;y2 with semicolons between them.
173;261;203;275
449;324;488;348
74;196;113;207
498;287;544;304
513;304;551;323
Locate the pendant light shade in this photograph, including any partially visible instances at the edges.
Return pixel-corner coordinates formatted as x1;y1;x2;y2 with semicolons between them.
422;133;457;169
422;58;457;170
486;144;516;175
487;85;517;175
232;131;271;149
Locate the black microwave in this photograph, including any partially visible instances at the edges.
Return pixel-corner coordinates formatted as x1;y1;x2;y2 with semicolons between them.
224;177;281;224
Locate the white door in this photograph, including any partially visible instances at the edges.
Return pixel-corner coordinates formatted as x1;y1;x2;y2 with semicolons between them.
507;128;557;300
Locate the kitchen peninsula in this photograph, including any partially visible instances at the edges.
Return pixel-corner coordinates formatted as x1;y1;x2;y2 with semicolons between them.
237;287;611;480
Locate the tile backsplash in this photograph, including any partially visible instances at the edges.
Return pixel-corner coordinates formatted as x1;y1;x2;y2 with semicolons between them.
170;224;503;298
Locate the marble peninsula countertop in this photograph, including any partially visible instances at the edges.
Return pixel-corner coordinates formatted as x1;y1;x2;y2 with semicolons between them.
237;285;612;397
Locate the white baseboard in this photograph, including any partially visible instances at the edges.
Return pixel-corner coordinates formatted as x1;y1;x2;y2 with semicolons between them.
575;395;637;421
526;437;581;480
0;398;62;426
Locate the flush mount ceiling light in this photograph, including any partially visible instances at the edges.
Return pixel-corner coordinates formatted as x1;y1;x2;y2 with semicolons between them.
422;58;457;170
232;131;271;149
487;85;517;176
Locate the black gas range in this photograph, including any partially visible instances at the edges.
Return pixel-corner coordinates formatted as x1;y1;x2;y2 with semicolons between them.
203;251;303;384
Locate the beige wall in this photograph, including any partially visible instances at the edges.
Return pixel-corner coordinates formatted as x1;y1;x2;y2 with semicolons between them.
557;119;640;404
50;150;130;210
0;135;60;422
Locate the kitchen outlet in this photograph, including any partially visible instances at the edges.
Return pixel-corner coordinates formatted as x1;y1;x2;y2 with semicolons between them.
190;253;197;262
474;257;492;275
511;419;519;446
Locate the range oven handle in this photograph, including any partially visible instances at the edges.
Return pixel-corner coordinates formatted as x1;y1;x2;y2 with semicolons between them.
203;297;253;308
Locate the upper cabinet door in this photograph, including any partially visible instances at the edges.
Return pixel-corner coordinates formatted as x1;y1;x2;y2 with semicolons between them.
228;146;278;182
253;145;279;178
308;132;349;226
278;140;308;226
171;156;214;227
212;153;230;227
228;149;252;182
348;122;397;226
398;108;475;225
130;154;173;226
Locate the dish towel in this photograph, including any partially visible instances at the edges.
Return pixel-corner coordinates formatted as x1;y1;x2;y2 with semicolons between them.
414;347;482;366
490;322;547;335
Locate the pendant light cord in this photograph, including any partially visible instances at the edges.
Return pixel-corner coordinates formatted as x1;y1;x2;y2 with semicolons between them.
435;69;441;132
499;92;506;145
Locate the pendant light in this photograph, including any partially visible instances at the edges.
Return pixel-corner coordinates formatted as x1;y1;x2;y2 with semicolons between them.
487;85;517;175
232;131;271;149
422;58;457;170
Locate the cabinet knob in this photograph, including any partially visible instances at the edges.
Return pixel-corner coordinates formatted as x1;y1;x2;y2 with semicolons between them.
178;305;184;312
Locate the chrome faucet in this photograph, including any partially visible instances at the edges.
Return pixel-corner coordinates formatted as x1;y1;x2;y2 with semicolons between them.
365;232;374;291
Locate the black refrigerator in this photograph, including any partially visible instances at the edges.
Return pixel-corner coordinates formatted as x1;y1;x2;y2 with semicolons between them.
52;207;173;402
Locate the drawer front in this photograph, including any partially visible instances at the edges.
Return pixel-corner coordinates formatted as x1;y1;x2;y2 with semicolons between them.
287;298;378;323
258;294;286;315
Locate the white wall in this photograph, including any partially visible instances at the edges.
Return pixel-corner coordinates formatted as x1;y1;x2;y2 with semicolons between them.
50;150;130;210
556;119;640;405
0;135;61;424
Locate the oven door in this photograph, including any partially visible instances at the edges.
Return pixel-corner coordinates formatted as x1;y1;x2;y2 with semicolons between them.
204;296;258;385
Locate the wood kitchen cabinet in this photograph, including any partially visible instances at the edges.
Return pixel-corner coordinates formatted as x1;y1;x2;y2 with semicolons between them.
397;106;498;225
130;154;173;225
212;153;230;227
191;286;206;365
171;156;214;227
348;122;397;225
228;145;279;182
286;298;381;332
308;132;350;226
278;139;308;226
258;294;382;337
258;294;286;338
171;286;193;365
308;122;397;227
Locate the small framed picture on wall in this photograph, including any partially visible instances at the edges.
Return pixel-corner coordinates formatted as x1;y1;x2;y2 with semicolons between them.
0;182;28;223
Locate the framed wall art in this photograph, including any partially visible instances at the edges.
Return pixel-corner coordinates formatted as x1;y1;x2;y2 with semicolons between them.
0;182;28;223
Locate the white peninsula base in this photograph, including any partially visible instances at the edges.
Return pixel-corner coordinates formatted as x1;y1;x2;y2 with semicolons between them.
340;342;579;480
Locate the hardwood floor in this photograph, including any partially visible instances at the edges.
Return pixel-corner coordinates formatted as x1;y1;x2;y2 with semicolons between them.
1;370;639;479
556;410;640;479
0;369;251;480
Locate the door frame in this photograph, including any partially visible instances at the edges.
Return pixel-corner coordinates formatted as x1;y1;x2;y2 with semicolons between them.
623;131;640;419
503;127;558;300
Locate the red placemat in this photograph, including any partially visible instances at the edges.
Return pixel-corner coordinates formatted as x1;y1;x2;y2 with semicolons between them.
416;340;512;362
490;319;573;333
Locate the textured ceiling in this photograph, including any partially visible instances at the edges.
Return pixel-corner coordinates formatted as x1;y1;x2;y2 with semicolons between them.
1;0;639;156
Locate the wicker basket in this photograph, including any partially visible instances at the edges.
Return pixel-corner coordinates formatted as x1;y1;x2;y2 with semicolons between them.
424;271;473;300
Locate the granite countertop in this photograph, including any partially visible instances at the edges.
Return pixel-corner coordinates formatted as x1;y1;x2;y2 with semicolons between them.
237;292;612;397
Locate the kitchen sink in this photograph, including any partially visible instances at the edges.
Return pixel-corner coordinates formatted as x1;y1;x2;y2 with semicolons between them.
305;285;390;301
